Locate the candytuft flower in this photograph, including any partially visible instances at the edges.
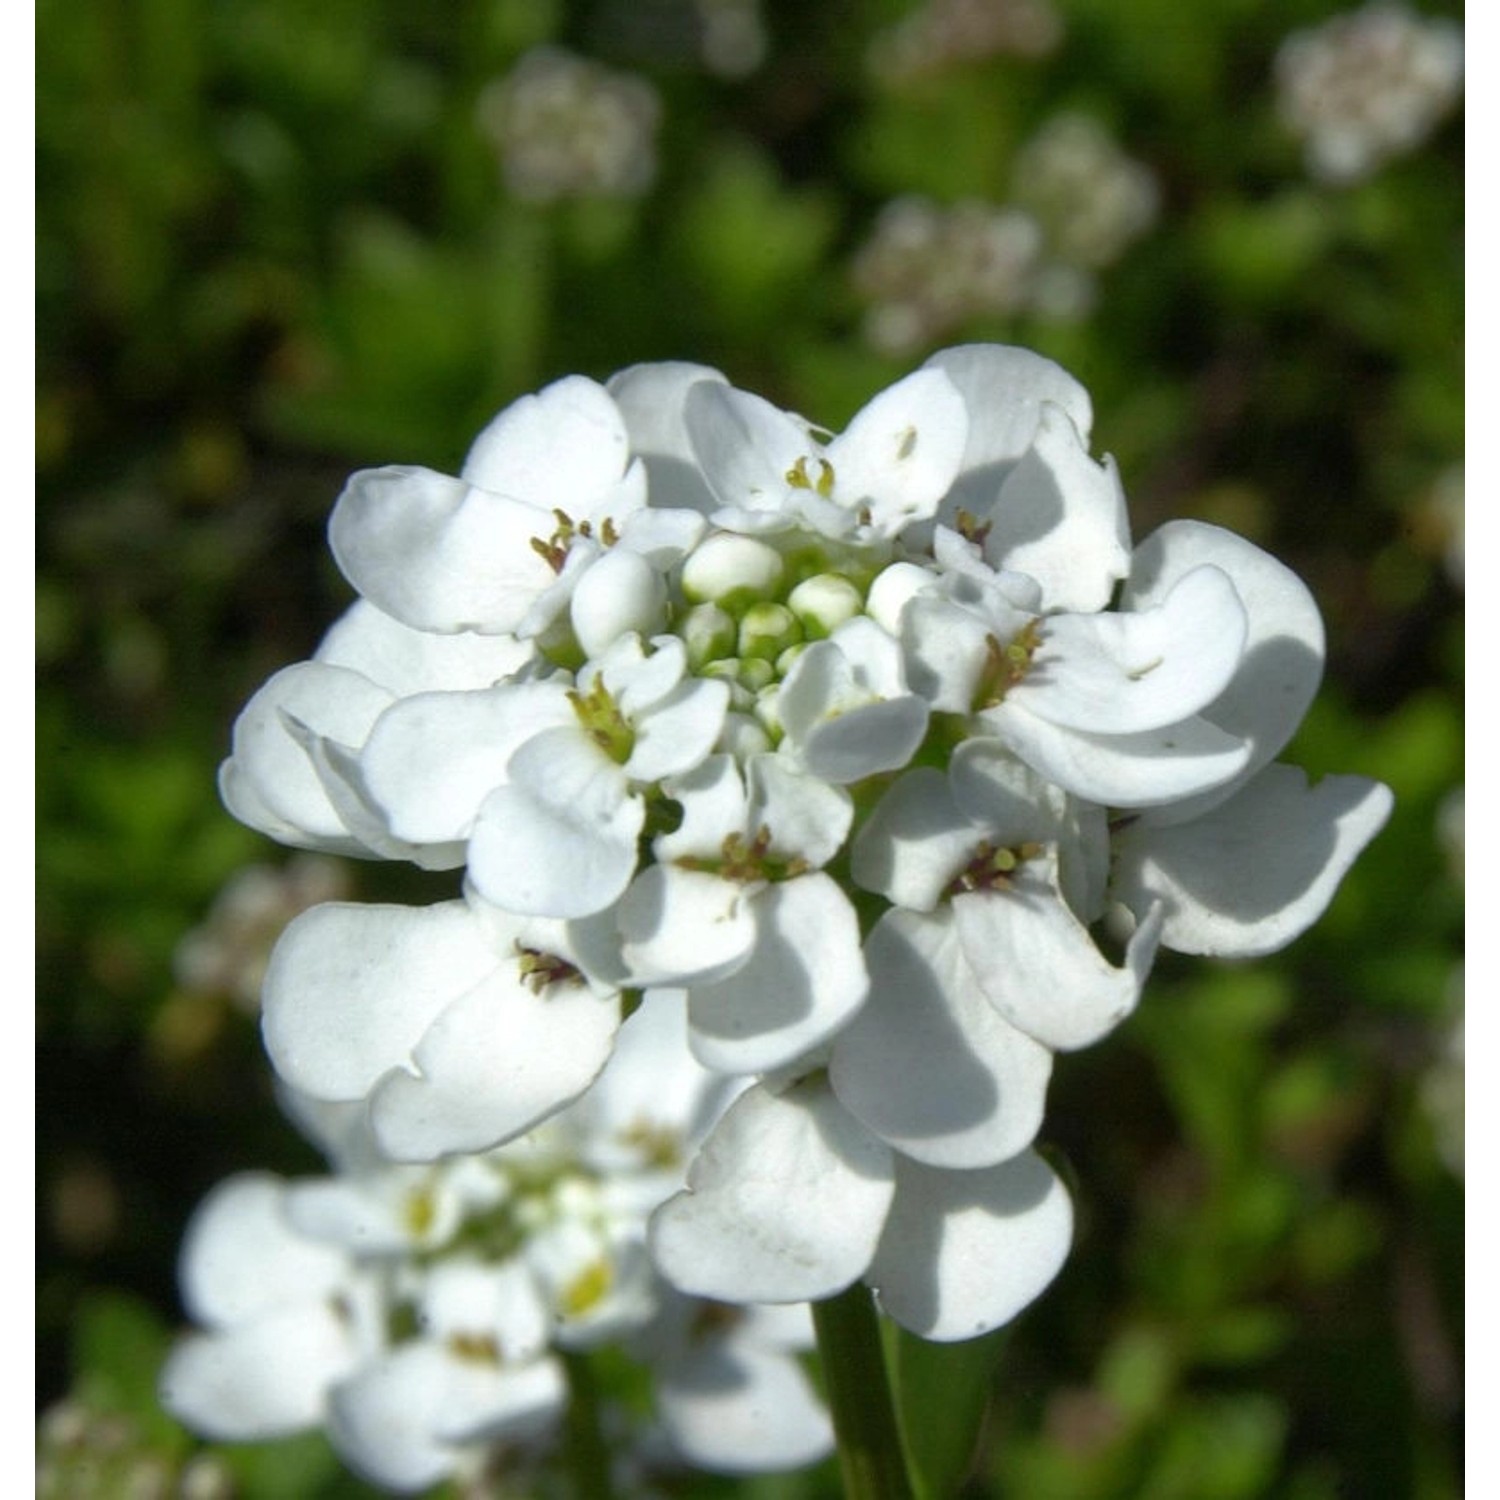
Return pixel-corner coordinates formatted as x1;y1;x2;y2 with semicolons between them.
214;344;1391;1396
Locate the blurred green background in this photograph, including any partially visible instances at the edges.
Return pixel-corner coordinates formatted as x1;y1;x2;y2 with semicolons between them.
37;0;1462;1495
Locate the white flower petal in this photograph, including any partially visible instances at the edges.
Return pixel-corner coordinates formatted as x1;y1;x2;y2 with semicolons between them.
329;466;556;635
570;549;668;660
850;768;974;911
869;1151;1073;1342
177;1174;349;1327
1123;520;1328;823
985;403;1130;612
460;375;635;519
217;757;368;858
922;344;1094;516
659;1342;833;1473
297;731;466;870
900;596;1008;713
227;661;395;842
1019;566;1248;734
954;859;1163;1051
328;1344;564;1492
607;360;728;514
617;865;757;986
625;678;731;782
315;599;534;696
650;1080;895;1303
830;909;1051;1168
370;968;621;1160
688;875;869;1073
358;682;574;845
262;901;499;1101
747;755;854;869
468;731;643;918
1112;765;1394;956
685;383;810;523
160;1303;359;1441
981;705;1252;808
828;368;968;536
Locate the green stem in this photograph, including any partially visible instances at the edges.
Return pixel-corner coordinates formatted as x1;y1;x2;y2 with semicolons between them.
562;1350;617;1500
812;1282;916;1500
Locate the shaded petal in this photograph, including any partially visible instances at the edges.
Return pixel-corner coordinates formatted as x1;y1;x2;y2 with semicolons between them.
227;662;395;842
830;909;1051;1168
1113;765;1394;957
1019;566;1248;734
607;360;728;514
1124;520;1327;824
923;344;1094;518
329;466;556;635
981;702;1252;808
297;731;466;870
218;757;369;858
850;768;974;911
684;383;809;522
358;682;574;845
954;858;1163;1051
868;1151;1073;1342
617;865;757;986
985;403;1130;612
747;754;854;869
658;1342;833;1473
688;875;869;1073
370;970;621;1160
262;901;499;1101
650;1080;895;1303
328;1345;564;1492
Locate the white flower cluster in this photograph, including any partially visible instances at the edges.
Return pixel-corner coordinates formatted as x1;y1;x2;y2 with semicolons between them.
161;991;832;1490
208;346;1391;1368
853;118;1158;351
1274;2;1463;184
476;47;662;203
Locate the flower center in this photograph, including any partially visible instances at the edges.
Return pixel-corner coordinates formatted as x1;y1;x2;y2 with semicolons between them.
567;676;636;762
947;839;1045;896
975;621;1043;708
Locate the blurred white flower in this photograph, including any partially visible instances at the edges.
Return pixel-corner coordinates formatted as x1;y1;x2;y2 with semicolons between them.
1275;3;1463;183
477;47;662;202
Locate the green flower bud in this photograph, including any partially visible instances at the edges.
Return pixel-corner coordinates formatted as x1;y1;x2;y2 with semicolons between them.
681;533;786;610
679;601;738;667
787;573;864;639
738;601;802;662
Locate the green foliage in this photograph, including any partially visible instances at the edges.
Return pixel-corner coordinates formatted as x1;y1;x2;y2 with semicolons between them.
38;0;1462;1494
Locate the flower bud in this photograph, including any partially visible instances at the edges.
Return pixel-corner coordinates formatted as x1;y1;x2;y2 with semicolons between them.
570;550;667;660
787;573;865;639
681;533;786;610
679;602;738;667
738;602;802;662
866;561;936;636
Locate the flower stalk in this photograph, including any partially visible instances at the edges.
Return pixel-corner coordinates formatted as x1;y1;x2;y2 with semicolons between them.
812;1283;915;1500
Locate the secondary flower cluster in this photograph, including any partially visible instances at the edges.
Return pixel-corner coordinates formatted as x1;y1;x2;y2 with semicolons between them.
182;344;1389;1475
161;991;833;1491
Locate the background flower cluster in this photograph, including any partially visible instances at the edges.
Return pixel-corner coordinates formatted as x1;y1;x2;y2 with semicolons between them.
38;2;1462;1498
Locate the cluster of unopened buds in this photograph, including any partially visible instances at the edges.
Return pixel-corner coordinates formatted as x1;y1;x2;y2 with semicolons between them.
167;343;1391;1487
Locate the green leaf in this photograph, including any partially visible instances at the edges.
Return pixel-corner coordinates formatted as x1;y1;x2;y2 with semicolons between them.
890;1323;1007;1499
